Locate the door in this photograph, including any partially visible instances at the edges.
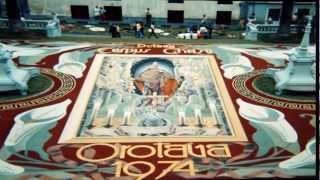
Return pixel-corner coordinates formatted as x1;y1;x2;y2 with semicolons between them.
70;5;89;19
167;10;184;23
216;11;232;25
104;6;122;21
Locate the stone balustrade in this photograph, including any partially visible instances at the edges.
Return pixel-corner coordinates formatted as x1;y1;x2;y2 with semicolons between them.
245;23;299;41
23;19;51;30
0;17;61;38
256;24;298;34
0;19;9;29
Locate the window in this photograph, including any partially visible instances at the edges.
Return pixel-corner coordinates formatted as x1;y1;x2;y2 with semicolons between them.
216;11;232;25
297;9;310;20
104;6;122;21
268;9;281;21
168;0;184;3
167;10;184;23
70;5;89;19
217;0;233;4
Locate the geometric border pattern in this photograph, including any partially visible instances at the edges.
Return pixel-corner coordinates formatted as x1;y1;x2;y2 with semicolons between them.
0;72;55;104
232;70;316;111
252;76;315;103
0;68;76;111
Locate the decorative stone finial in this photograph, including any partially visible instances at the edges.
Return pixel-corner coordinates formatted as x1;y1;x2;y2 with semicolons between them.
299;16;312;51
265;15;315;94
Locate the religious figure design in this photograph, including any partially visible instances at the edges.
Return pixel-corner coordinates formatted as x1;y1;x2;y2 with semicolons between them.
132;59;180;106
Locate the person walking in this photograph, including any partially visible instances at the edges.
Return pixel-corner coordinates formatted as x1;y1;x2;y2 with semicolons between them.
148;22;158;38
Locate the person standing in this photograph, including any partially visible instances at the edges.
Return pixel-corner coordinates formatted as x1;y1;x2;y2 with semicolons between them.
135;22;143;38
116;24;121;38
199;26;208;39
200;14;207;26
292;12;298;24
148;22;158;38
94;5;100;21
267;17;273;24
109;23;120;38
99;6;106;22
206;23;213;39
239;18;245;30
146;8;152;27
140;22;145;38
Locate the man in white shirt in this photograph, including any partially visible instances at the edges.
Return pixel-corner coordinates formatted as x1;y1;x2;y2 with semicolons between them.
200;14;207;25
148;22;158;38
94;6;100;20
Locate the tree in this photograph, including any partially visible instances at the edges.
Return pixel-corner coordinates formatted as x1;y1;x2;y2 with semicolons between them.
277;0;294;35
5;0;21;32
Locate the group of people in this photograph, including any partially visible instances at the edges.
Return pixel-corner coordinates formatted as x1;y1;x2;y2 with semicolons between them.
106;8;159;39
133;8;158;38
94;5;106;22
182;14;213;39
198;14;213;39
134;21;158;39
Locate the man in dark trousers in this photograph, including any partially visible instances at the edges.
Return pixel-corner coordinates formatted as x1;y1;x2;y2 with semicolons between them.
109;23;120;38
146;8;152;27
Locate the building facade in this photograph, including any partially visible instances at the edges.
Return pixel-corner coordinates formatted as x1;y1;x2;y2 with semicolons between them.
0;0;316;26
26;0;242;25
242;1;316;24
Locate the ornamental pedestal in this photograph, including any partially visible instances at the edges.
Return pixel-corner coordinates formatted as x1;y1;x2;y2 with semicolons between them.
266;16;315;95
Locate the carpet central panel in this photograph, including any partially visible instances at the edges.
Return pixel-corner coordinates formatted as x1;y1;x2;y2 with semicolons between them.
59;54;247;143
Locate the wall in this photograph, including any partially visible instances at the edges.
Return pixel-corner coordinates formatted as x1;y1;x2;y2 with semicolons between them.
28;0;241;24
28;0;122;16
26;0;316;26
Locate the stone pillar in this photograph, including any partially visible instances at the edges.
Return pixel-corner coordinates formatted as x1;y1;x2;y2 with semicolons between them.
244;22;258;41
46;13;62;38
